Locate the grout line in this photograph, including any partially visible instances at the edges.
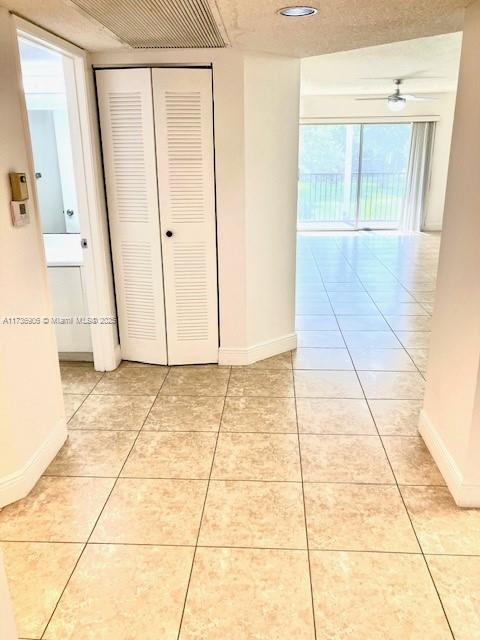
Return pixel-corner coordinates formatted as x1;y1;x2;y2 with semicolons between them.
306;235;454;639
292;348;319;639
175;367;231;640
7;538;477;557
39;366;172;639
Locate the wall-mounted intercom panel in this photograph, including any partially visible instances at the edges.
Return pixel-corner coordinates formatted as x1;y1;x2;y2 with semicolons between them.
9;172;30;227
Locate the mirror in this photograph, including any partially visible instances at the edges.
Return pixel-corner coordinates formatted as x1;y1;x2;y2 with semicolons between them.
19;38;80;234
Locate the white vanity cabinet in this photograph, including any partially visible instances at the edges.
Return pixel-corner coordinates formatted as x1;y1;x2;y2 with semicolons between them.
44;234;92;356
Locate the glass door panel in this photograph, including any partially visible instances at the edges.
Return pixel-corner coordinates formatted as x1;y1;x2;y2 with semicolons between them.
357;123;412;229
298;122;412;230
298;124;360;230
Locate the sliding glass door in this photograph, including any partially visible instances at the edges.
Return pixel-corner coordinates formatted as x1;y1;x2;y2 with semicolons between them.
298;122;412;230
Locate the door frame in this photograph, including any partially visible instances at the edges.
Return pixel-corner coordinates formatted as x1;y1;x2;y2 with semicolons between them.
14;16;120;371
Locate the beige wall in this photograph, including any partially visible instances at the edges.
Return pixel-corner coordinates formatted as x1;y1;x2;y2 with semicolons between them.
300;93;457;230
244;53;299;347
0;8;66;507
421;0;480;506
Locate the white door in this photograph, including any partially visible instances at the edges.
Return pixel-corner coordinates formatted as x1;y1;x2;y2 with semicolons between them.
96;68;167;365
152;68;218;365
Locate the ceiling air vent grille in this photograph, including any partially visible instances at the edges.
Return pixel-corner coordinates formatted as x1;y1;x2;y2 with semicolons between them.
71;0;226;48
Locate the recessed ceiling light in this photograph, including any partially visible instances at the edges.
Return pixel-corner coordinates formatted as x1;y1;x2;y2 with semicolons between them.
278;6;317;17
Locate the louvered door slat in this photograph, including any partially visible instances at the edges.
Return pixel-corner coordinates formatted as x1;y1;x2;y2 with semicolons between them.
153;68;218;364
96;69;167;365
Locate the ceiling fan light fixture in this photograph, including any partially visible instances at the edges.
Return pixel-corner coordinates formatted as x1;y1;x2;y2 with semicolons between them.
387;96;406;112
278;6;317;16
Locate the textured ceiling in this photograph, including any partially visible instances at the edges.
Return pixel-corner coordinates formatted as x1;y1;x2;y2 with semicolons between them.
1;0;468;55
216;0;467;58
1;0;124;51
301;32;463;96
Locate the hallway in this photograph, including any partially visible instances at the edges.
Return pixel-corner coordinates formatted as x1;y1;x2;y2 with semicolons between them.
1;232;479;639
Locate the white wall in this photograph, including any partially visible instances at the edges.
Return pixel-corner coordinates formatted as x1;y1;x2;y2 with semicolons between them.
0;8;66;507
420;0;480;506
90;48;300;363
244;53;300;350
300;93;456;230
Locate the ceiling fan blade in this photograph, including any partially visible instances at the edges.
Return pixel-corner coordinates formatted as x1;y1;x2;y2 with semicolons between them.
403;94;438;102
355;96;389;101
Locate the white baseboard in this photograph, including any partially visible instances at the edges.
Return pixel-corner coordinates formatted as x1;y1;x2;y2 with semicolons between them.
421;223;443;232
219;333;297;366
0;418;67;508
419;409;480;507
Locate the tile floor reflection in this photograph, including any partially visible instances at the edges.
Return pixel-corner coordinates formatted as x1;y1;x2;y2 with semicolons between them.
1;231;478;639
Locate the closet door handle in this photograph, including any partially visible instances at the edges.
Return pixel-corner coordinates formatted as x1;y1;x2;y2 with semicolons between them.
165;230;174;238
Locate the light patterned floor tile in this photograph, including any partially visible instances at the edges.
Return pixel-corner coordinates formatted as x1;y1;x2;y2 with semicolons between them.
198;480;306;549
292;348;353;370
160;366;230;396
385;315;432;331
294;370;363;398
60;365;103;394
91;478;207;545
221;397;297;433
68;394;155;431
358;371;425;399
310;551;451;639
1;541;83;639
93;366;168;395
304;483;419;552
295;315;338;330
382;436;445;485
0;477;114;542
227;369;294;397
297;330;345;348
367;399;422;435
121;431;217;479
144;395;224;431
331;302;380;315
427;554;480;640
349;348;416;371
45;430;135;477
401;486;480;554
342;331;401;349
242;351;293;369
212;433;301;481
336;315;390;331
63;394;86;421
179;547;315;640
300;434;394;483
43;544;194;640
395;331;431;349
407;347;429;372
296;398;376;435
376;302;429;316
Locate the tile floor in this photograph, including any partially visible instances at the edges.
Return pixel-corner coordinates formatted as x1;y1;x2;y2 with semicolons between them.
1;232;480;639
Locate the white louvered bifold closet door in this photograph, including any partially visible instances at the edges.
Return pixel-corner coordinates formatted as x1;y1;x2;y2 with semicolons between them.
152;68;218;365
96;69;167;364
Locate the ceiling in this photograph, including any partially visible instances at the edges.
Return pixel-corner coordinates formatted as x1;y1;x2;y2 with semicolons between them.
1;0;468;56
301;32;463;96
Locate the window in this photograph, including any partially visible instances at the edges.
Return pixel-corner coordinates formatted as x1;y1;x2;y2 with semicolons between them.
298;123;412;230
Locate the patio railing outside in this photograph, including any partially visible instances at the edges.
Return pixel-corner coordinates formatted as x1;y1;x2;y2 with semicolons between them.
298;171;407;226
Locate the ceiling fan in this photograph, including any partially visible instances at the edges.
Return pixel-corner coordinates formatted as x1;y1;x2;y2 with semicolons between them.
356;79;438;112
